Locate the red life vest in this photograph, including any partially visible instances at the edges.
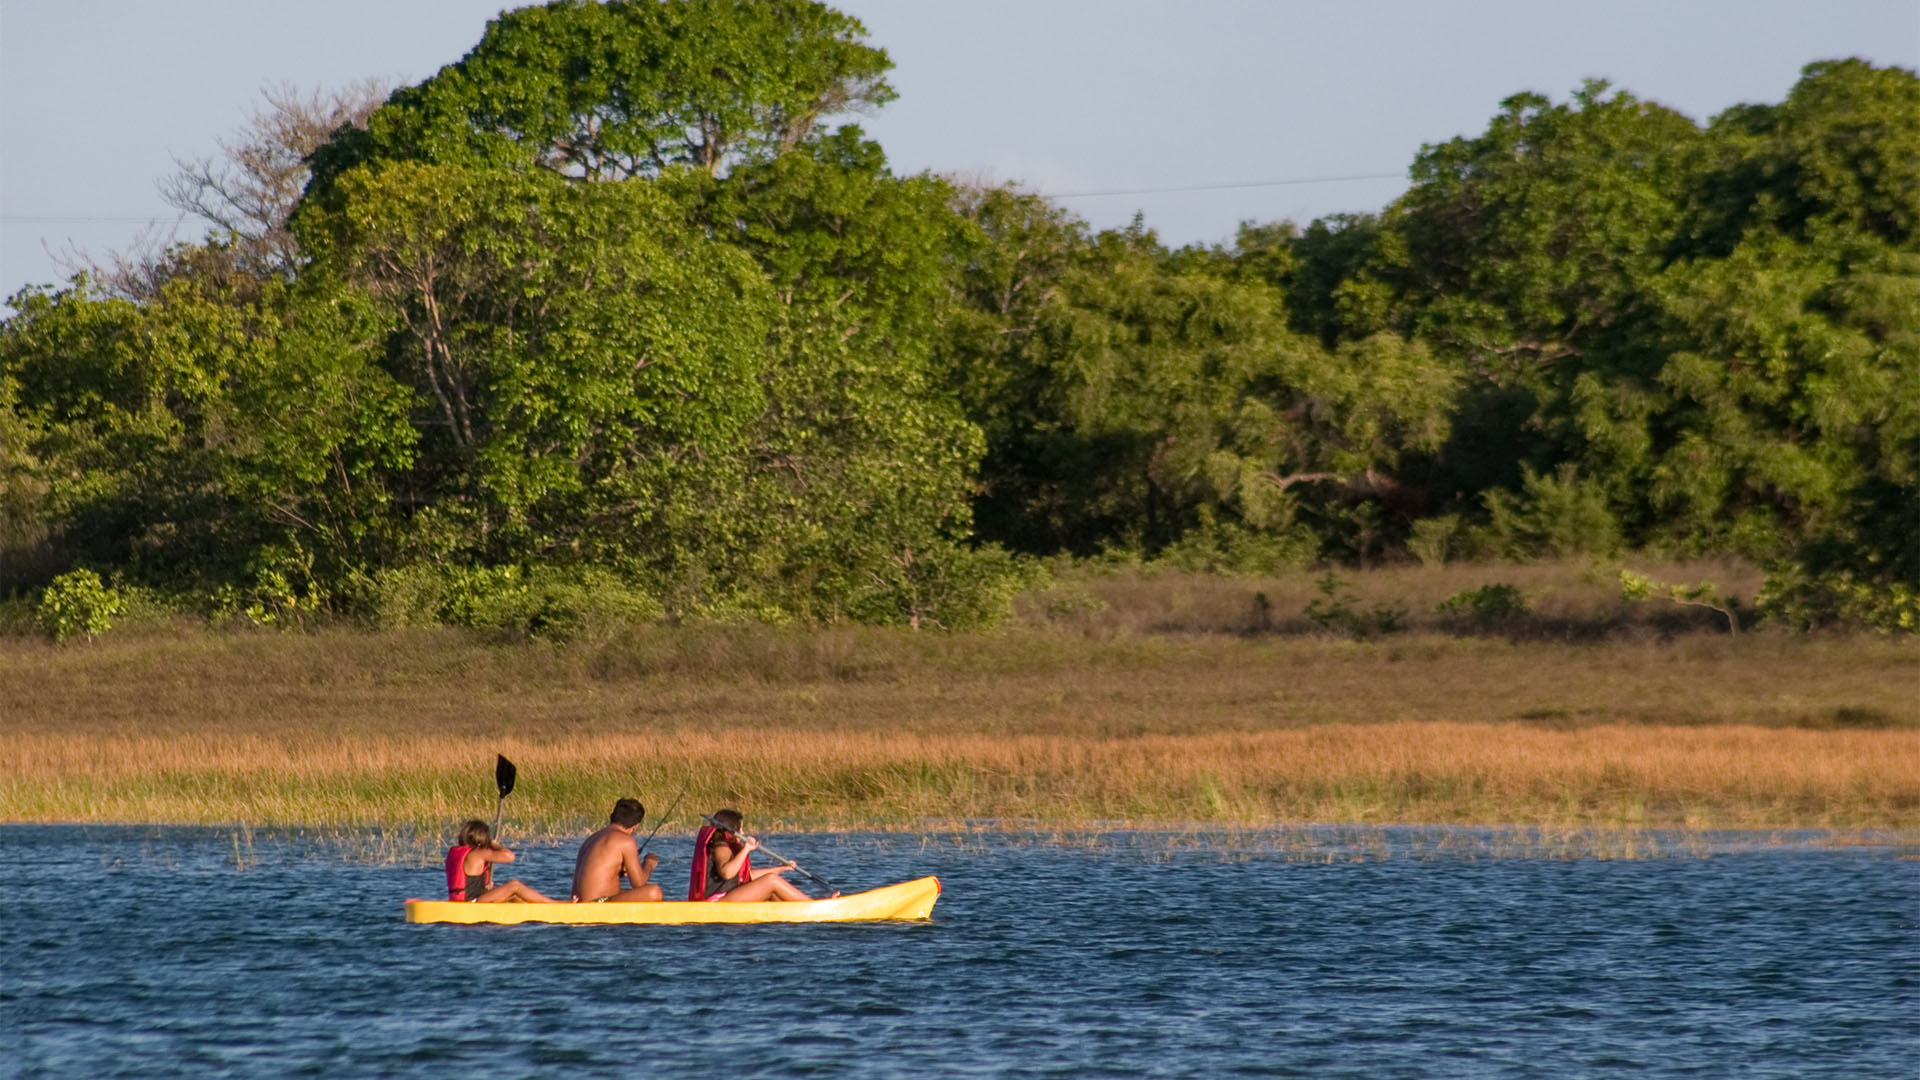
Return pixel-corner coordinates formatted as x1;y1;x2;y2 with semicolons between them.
444;845;492;901
688;825;752;900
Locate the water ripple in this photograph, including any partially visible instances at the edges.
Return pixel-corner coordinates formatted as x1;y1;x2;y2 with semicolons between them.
3;825;1915;1078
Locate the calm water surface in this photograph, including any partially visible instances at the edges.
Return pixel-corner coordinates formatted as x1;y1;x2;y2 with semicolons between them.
4;825;1915;1078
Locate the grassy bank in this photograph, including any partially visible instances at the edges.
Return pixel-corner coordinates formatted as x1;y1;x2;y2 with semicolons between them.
8;723;1913;835
3;563;1914;833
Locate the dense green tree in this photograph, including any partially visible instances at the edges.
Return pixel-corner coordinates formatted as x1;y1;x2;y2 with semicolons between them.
1310;81;1708;537
1635;60;1919;619
942;205;1457;563
0;278;249;580
311;0;892;186
661;133;991;620
1545;62;1920;574
1389;81;1703;381
1230;214;1402;349
1687;58;1920;254
7;17;1912;634
0;267;416;602
303;160;774;577
1297;61;1917;587
0;357;55;593
297;0;1013;625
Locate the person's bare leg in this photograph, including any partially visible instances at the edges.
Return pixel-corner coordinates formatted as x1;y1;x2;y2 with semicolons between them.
510;881;563;903
477;879;561;903
763;872;838;900
715;875;787;902
718;873;824;902
612;883;663;902
765;875;816;902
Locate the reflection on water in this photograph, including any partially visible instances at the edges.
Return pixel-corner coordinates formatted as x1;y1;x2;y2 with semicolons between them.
4;825;1914;1078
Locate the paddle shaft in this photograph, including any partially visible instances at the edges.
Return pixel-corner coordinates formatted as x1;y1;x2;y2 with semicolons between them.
701;813;836;893
637;781;689;858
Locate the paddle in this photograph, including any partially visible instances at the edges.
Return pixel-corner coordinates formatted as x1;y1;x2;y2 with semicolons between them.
492;754;516;840
636;780;689;859
700;812;837;894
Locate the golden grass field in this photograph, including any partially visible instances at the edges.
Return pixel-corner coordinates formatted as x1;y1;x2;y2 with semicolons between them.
3;562;1915;837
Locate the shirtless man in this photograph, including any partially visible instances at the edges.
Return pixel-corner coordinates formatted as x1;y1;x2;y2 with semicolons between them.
570;797;663;902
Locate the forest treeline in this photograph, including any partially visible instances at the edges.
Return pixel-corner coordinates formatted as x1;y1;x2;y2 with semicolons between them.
2;0;1914;634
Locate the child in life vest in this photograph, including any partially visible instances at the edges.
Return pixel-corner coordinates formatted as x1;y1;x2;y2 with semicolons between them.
445;819;561;903
687;809;826;902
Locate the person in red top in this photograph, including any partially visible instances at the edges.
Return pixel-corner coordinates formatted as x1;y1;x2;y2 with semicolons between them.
445;819;560;903
688;809;830;902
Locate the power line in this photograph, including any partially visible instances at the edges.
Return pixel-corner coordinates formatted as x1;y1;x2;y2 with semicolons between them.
2;215;179;224
1045;171;1405;199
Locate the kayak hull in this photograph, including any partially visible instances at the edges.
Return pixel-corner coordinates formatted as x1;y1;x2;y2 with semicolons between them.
405;875;940;924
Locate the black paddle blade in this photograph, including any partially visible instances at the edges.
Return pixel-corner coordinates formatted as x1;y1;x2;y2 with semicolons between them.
495;754;517;799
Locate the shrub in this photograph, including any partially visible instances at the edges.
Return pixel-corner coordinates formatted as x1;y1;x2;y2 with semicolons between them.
363;563;663;640
357;564;450;629
1438;583;1530;627
843;541;1038;631
1406;515;1464;567
1017;579;1108;627
1153;522;1319;576
202;545;332;628
0;595;34;636
477;566;664;642
1480;465;1622;559
110;582;188;624
436;565;536;629
37;569;122;642
1303;571;1407;639
1758;567;1919;634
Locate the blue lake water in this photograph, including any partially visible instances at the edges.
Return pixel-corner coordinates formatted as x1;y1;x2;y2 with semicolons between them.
3;825;1915;1078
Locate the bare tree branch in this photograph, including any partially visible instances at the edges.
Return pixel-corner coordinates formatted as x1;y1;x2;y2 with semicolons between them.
161;79;393;273
64;79;393;299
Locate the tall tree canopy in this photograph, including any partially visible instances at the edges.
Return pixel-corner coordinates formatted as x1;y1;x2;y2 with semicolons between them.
940;198;1457;565
302;161;775;569
312;0;893;186
4;22;1912;633
1294;59;1919;624
298;0;996;624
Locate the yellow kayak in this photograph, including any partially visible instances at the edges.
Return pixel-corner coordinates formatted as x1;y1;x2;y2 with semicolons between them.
405;875;940;925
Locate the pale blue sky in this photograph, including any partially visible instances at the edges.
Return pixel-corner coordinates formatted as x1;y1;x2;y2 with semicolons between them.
3;0;1916;304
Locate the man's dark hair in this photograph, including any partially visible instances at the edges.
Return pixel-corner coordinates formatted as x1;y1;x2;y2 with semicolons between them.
712;808;744;833
610;798;645;828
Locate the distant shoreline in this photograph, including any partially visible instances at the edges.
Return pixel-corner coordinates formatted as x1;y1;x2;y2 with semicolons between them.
5;577;1913;833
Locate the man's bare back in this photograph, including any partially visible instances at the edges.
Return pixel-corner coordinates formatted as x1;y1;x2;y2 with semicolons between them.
571;822;662;902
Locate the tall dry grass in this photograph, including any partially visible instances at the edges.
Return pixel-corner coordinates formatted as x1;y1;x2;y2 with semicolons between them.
4;723;1913;833
2;562;1913;832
